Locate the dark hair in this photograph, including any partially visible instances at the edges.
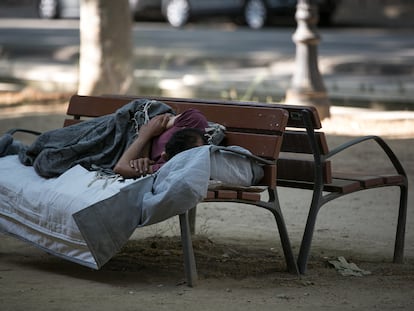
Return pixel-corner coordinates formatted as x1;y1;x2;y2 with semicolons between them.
165;128;207;159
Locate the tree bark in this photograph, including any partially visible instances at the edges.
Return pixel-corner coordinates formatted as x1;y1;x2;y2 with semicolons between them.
78;0;134;95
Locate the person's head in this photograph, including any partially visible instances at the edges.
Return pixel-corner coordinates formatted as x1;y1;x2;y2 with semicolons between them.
163;128;207;160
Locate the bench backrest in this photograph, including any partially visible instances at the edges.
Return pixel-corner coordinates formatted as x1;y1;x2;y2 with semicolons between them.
83;95;332;184
66;95;290;187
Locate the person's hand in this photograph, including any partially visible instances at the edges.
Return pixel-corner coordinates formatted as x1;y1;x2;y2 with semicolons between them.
140;114;172;138
129;157;154;177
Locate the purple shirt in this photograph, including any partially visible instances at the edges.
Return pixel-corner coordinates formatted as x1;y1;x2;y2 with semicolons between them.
151;108;208;171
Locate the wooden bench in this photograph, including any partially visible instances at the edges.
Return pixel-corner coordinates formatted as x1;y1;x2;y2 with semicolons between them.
107;95;408;275
66;94;298;286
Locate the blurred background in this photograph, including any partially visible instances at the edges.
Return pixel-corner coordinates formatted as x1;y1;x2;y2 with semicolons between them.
0;0;413;135
1;0;413;27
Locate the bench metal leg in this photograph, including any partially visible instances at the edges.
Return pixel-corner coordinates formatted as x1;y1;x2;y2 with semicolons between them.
296;183;324;275
298;183;408;273
188;206;197;235
272;211;299;275
297;204;320;274
394;184;408;263
179;211;198;287
268;188;299;275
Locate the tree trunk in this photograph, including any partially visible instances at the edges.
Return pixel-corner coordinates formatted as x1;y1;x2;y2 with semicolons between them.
78;0;134;95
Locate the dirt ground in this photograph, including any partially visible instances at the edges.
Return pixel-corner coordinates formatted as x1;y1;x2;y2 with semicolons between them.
0;92;413;310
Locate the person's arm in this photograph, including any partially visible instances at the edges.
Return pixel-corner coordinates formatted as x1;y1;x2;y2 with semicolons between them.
113;114;172;178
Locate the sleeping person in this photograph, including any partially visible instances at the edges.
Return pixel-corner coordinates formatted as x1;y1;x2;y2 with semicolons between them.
114;109;208;178
0;99;208;179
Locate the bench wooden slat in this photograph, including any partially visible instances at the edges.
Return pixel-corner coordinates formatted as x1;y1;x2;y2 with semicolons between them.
332;172;406;189
380;174;406;185
332;172;385;188
262;164;277;188
277;156;332;183
67;95;125;117
101;95;322;130
325;178;364;193
239;192;261;201
68;95;287;133
204;191;262;202
206;191;216;199
277;178;362;194
281;131;329;155
225;132;283;159
216;190;238;199
169;103;287;133
63;119;81;127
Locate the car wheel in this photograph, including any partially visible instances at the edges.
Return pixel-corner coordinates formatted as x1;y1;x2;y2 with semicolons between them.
38;0;60;19
164;0;190;28
244;0;267;29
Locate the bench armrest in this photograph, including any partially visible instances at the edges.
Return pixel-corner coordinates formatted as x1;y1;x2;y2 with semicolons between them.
300;109;406;179
326;135;407;178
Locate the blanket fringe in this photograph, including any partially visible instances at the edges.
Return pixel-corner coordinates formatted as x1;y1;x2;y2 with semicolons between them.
88;165;124;189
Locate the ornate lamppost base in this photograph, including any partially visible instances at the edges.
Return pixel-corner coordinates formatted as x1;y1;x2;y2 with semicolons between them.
285;0;331;120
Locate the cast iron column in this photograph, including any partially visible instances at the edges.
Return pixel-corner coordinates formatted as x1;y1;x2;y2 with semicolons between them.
285;0;330;118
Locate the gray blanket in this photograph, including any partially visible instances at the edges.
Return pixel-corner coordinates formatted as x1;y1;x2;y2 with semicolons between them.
18;99;174;178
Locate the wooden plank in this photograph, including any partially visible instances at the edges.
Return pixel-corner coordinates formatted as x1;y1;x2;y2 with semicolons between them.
277;156;332;183
205;191;216;199
215;190;238;199
167;103;288;133
68;95;126;117
332;172;385;188
261;164;277;188
74;95;289;132
225;132;283;160
380;174;405;185
277;178;362;194
281;130;329;155
239;192;261;201
63;119;81;127
108;93;316;128
333;172;406;188
324;179;362;194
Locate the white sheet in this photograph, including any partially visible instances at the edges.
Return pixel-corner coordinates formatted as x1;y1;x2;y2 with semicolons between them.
0;155;140;268
0;147;212;269
0;145;260;269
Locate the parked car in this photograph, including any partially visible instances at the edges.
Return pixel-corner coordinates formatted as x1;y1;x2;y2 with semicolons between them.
37;0;79;19
35;0;161;20
160;0;339;29
0;0;338;29
0;0;162;20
